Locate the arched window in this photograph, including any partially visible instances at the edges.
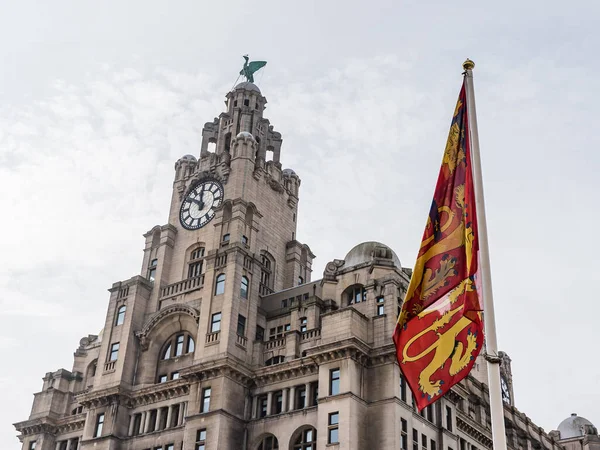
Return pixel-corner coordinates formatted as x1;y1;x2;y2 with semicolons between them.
256;434;279;450
160;332;195;360
292;427;317;450
241;276;249;299
115;305;126;326
344;284;366;305
265;356;285;366
215;274;226;295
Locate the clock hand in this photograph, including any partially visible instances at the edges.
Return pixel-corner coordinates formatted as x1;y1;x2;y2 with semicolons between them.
197;189;205;210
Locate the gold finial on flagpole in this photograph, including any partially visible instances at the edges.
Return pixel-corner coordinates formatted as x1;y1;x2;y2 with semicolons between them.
463;59;475;70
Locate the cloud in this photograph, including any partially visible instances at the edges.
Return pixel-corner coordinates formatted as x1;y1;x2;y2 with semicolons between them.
1;51;599;449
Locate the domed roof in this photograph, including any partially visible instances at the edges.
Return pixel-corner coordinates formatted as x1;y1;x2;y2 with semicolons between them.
283;168;297;176
344;241;401;268
236;131;255;140
178;154;197;162
558;414;597;439
234;82;261;93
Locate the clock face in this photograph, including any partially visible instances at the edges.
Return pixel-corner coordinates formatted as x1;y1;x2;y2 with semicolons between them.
179;180;224;230
501;377;511;404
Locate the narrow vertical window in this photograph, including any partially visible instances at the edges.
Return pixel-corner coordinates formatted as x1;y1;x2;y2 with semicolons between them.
255;326;265;341
400;374;407;402
298;276;304;285
413;430;419;450
115;305;126;326
237;314;246;336
300;317;307;333
274;390;283;414
109;343;119;361
215;274;226;295
148;259;157;281
211;313;222;333
328;411;339;444
296;385;306;409
376;296;385;316
401;419;408;450
201;387;211;412
446;406;453;431
241;235;248;245
240;276;249;299
431;439;437;450
28;441;36;450
330;368;340;395
259;395;268;417
422;434;428;450
94;413;105;437
187;335;195;353
175;334;184;356
195;429;207;450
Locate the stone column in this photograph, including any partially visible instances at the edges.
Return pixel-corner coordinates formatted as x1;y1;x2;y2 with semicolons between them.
289;386;295;411
166;405;173;429
266;391;273;416
128;415;135;436
144;410;152;433
251;396;258;419
55;442;61;450
140;411;147;434
156;408;163;431
282;388;288;412
305;382;311;407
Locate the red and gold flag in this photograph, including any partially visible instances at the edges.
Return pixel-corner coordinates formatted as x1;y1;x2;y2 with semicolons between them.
393;80;484;411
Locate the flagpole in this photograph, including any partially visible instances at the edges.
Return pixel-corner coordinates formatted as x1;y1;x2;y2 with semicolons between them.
462;59;508;450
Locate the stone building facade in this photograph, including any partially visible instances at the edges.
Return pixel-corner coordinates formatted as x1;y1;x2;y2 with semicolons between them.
14;80;598;450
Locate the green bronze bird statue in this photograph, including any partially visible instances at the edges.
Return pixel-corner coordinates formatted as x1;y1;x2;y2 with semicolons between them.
240;55;267;83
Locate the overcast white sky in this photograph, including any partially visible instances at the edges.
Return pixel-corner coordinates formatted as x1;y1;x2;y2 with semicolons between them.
1;0;599;447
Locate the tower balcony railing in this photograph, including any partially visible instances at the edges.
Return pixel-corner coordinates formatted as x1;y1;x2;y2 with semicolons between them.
159;274;205;300
259;283;274;296
264;336;285;350
301;328;321;341
236;334;248;348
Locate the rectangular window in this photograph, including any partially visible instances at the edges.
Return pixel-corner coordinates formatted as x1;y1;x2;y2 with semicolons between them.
401;419;408;450
211;313;221;333
195;429;207;450
422;434;428;450
165;445;174;450
281;299;288;308
460;439;466;450
188;261;203;278
201;387;211;412
158;374;168;383
311;381;319;406
222;233;230;242
94;413;105;437
400;374;407;402
170;404;180;428
259;395;268;417
296;385;306;409
242;235;248;245
148;258;157;281
29;442;36;450
58;442;67;450
109;343;119;361
426;404;434;422
300;317;307;333
171;371;180;380
298;276;304;285
237;314;246;336
376;296;385;316
446;406;453;431
284;323;291;331
274;390;283;414
269;327;276;339
175;334;184;356
431;441;437;450
256;325;264;341
328;411;339;444
330;368;340;395
413;430;419;450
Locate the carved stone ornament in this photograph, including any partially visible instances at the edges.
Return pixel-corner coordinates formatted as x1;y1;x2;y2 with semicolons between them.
136;304;200;351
